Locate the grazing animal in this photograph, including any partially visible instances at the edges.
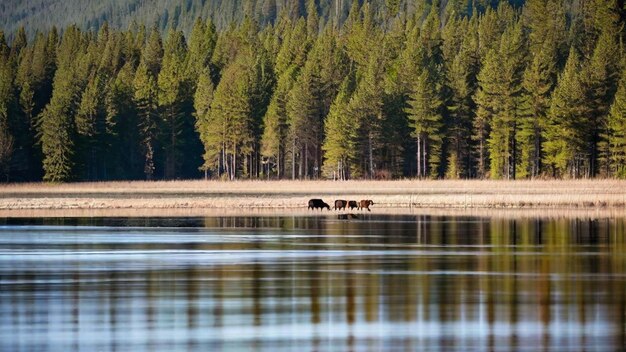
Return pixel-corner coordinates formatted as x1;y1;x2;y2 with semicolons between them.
334;200;347;210
348;200;358;210
358;199;374;211
308;199;330;210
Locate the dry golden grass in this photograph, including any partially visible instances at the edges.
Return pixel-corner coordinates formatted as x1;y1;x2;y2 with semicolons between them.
0;179;625;216
0;206;623;219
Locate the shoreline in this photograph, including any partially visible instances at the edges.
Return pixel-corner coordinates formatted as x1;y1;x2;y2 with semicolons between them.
0;179;625;218
0;206;624;219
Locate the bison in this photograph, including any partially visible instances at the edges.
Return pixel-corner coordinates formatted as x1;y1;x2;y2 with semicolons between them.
308;198;330;210
358;199;374;211
348;200;358;210
334;200;347;210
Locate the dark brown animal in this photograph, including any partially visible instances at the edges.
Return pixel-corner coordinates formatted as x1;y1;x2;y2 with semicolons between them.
358;199;374;211
348;200;358;210
308;199;330;210
334;200;347;210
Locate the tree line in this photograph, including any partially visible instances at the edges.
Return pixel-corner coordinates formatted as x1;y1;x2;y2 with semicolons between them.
0;0;625;182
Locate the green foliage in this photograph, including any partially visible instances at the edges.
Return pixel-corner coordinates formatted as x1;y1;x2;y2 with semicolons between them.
607;64;626;178
0;0;625;183
133;62;160;180
0;54;15;180
543;49;587;178
40;26;85;182
406;69;444;178
322;76;358;179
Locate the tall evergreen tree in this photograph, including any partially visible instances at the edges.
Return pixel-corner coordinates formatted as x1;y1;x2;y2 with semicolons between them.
322;76;358;180
157;30;194;179
406;69;444;178
134;62;160;180
445;20;479;178
286;60;323;179
0;53;15;181
607;63;626;178
40;26;84;182
194;67;216;178
544;49;588;178
261;66;297;178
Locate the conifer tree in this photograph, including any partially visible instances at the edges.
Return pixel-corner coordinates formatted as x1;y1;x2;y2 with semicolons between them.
406;69;444;178
0;53;15;181
518;43;557;178
143;25;164;78
286;60;322;179
583;29;620;177
607;64;626;178
186;18;217;82
445;22;479;178
322;76;358;180
261;66;297;178
157;30;192;179
194;67;216;178
544;49;587;178
40;26;84;182
134;62;160;180
204;59;254;180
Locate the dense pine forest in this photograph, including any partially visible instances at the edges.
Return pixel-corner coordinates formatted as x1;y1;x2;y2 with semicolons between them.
0;0;625;182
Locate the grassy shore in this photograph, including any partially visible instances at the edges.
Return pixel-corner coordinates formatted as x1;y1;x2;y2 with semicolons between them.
0;179;625;217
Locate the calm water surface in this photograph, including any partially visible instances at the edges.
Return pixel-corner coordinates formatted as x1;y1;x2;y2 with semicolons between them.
0;215;625;351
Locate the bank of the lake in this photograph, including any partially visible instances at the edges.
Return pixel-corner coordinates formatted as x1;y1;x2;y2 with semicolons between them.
0;179;625;217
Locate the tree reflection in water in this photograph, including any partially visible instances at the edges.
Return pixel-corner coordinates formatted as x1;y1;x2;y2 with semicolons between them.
0;215;624;351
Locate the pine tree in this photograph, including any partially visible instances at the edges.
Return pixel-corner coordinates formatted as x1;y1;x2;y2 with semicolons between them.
186;18;217;83
75;74;106;180
107;62;140;179
543;49;588;178
157;30;191;179
350;57;385;179
205;59;254;180
583;29;620;177
143;25;164;78
406;69;444;178
518;42;557;178
0;53;15;181
194;67;216;178
40;26;84;182
474;22;526;180
445;22;479;178
489;22;526;179
261;66;297;178
607;63;626;178
286;60;322;179
133;62;160;180
322;76;358;180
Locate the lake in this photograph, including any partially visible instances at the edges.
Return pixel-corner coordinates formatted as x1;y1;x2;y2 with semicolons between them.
0;215;624;351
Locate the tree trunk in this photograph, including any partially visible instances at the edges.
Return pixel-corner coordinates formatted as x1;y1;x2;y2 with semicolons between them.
422;137;427;177
368;132;373;179
277;144;281;179
291;139;295;180
417;136;421;178
304;141;308;179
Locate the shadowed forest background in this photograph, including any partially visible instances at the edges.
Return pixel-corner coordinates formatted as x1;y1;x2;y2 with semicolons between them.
0;0;625;182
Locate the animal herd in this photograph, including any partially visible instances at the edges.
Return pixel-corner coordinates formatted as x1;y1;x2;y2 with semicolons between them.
308;198;374;211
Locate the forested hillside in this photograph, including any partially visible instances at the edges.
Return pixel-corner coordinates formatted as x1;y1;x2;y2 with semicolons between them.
0;0;625;182
1;0;521;38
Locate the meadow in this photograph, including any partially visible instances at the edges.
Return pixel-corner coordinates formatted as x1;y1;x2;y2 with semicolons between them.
0;179;625;217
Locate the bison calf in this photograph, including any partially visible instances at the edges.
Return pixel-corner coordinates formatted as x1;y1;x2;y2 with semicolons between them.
358;199;374;211
334;200;347;210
